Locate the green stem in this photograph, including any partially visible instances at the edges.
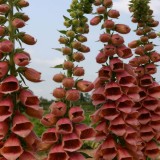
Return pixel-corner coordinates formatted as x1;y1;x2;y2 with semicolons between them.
8;0;16;76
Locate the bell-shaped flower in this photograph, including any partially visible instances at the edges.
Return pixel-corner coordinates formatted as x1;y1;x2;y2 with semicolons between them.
62;133;82;152
0;134;23;160
0;76;19;94
11;112;33;138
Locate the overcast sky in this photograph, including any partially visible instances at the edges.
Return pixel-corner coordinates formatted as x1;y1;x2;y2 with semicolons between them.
22;0;160;100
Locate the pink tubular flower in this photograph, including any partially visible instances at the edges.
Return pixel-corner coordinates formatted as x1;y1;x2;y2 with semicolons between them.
19;89;40;106
116;94;134;113
23;67;41;82
91;87;106;105
100;102;119;121
68;106;85;123
148;82;160;98
62;77;74;88
0;121;8;141
110;58;124;72
103;44;116;56
100;136;117;160
56;118;73;134
0;97;13;122
47;144;69;160
49;102;67;117
109;116;126;136
13;52;31;66
41;128;58;144
11;112;33;138
150;52;160;62
105;82;122;101
116;45;133;58
144;63;157;74
145;141;160;159
99;33;111;42
0;134;23;160
75;123;96;140
19;151;36;160
139;74;153;87
0;61;9;78
98;66;112;80
62;133;82;152
12;18;25;28
66;89;80;101
95;121;108;141
138;108;151;125
76;80;94;92
117;147;132;160
0;75;19;94
0;26;6;36
72;67;84;76
124;111;139;126
0;40;14;53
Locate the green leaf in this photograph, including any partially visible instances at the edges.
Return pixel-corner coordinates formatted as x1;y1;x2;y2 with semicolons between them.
79;152;92;159
52;64;63;68
63;15;70;21
67;9;72;12
58;30;67;35
52;48;62;52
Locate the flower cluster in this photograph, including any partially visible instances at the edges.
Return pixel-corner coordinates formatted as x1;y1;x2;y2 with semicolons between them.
40;0;95;159
0;0;43;159
128;0;160;159
89;0;147;159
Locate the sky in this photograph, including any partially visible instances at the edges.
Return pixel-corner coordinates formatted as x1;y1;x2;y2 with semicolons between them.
21;0;160;100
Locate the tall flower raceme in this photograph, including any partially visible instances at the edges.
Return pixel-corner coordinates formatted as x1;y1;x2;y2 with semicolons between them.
128;0;160;159
40;0;95;160
0;0;43;159
89;0;146;159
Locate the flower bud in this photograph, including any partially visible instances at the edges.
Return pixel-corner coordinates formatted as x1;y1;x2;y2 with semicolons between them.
97;6;106;14
22;14;30;21
21;34;36;45
63;61;74;70
17;0;29;7
103;0;113;7
66;89;80;101
150;20;159;27
72;52;85;62
0;61;8;78
111;34;124;45
71;41;82;49
75;27;84;34
76;35;87;43
0;4;10;13
144;43;154;51
52;73;66;83
90;16;101;25
61;47;72;55
150;52;160;62
12;18;25;28
66;30;75;37
52;88;66;99
96;52;108;63
136;29;144;35
0;26;7;36
135;46;145;55
115;24;131;34
77;80;94;92
94;0;101;6
108;10;120;18
58;37;69;44
148;32;157;39
140;36;148;42
62;77;74;88
23;67;41;82
78;44;90;53
103;44;116;56
128;40;139;48
73;67;84;76
99;33;111;42
103;19;115;29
